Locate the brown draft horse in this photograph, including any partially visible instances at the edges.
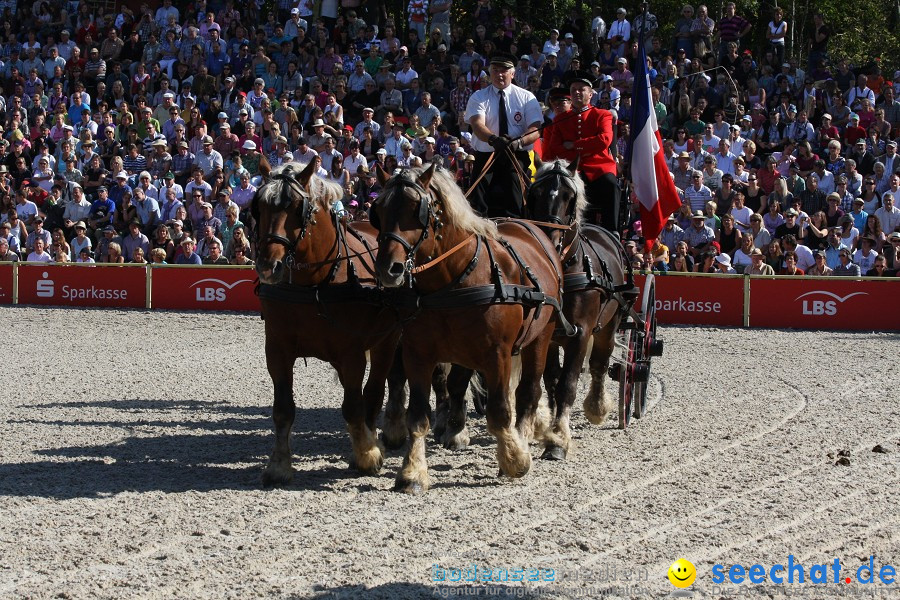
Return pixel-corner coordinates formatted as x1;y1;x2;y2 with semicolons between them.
370;163;567;494
526;158;635;458
253;159;402;485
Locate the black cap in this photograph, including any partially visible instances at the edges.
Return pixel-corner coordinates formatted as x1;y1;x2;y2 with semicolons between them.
489;51;517;69
548;87;571;101
565;70;594;89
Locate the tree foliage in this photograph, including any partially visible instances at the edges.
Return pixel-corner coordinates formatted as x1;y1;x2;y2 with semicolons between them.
447;0;899;73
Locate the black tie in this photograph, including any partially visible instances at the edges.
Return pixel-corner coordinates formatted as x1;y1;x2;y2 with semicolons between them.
498;89;509;137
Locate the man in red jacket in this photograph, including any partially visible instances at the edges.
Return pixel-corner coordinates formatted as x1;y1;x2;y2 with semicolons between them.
543;71;620;231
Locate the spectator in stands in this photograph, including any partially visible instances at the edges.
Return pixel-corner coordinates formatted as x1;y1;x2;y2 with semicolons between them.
807;250;833;276
745;248;773;275
853;236;880;272
832;247;861;276
686;210;716;258
0;238;18;262
778;250;803;275
176;237;202;265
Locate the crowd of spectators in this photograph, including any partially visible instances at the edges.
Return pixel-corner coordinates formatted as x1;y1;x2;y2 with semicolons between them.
0;0;896;278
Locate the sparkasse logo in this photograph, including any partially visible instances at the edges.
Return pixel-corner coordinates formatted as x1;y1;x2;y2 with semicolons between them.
796;291;867;316
190;277;254;302
36;272;54;297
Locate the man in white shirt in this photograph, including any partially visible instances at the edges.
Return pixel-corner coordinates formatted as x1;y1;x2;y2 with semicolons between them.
874;192;900;234
343;142;368;177
464;52;542;217
715;139;737;177
292;137;318;165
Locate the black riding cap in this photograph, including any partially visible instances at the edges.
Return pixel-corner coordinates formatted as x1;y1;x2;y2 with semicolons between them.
565;70;594;89
490;52;518;70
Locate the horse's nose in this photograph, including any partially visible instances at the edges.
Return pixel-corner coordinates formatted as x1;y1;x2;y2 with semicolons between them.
388;262;405;277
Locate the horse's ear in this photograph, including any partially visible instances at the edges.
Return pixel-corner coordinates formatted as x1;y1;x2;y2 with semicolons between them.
567;155;580;174
258;151;272;180
417;162;437;190
376;164;389;186
533;156;543;172
298;157;316;183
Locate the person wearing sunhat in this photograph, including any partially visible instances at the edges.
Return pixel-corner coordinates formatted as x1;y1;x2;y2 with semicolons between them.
464;51;542;218
745;247;775;275
543;70;620;231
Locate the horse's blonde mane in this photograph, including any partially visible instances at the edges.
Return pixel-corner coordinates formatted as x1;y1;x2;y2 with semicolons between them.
405;165;498;239
258;161;345;211
533;159;588;221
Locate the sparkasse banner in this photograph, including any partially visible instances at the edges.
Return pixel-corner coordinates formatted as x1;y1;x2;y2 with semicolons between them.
635;274;744;327
17;264;146;308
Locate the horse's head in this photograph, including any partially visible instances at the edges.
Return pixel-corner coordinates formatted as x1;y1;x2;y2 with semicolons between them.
370;163;439;288
252;158;319;284
526;157;585;248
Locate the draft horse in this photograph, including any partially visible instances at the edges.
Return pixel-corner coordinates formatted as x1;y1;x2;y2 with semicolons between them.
253;159;401;485
370;163;569;494
526;158;637;458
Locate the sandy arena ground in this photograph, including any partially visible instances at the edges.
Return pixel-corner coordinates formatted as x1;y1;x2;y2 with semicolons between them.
1;306;898;600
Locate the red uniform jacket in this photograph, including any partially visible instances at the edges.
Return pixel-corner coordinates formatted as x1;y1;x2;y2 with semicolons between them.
542;106;617;181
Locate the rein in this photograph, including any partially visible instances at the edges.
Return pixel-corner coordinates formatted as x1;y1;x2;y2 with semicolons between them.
410;233;475;275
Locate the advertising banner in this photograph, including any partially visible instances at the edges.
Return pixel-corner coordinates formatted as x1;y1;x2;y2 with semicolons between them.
17;264;146;308
749;277;900;331
0;263;13;304
635;274;744;327
151;266;259;311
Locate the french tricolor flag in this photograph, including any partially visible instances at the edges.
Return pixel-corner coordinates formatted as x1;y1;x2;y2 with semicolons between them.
627;40;681;250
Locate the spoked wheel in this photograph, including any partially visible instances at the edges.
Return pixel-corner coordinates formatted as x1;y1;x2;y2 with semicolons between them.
608;327;636;429
633;275;660;419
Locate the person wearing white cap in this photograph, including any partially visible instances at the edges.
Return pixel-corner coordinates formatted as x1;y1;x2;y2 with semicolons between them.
607;7;631;58
714;253;736;274
284;8;309;41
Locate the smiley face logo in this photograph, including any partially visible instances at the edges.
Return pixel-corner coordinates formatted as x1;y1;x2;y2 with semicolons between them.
668;558;697;588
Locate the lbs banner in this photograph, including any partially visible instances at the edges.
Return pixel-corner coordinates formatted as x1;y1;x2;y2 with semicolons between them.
17;264;146;308
151;266;259;311
749;277;900;330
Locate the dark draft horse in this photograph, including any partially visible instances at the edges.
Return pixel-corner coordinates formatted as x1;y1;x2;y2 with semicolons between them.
370;163;567;493
526;158;634;458
253;159;402;484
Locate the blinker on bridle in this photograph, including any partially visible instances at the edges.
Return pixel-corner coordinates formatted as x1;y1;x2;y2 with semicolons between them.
370;170;444;280
258;172;318;269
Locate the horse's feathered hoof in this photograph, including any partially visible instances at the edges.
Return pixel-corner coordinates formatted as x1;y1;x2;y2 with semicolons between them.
261;466;293;488
394;477;427;495
381;432;407;451
541;445;567;461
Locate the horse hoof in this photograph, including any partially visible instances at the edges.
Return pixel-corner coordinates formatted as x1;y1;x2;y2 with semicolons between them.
441;429;470;451
541;446;567;461
393;478;427;495
381;432;407;451
261;466;293;487
351;453;384;476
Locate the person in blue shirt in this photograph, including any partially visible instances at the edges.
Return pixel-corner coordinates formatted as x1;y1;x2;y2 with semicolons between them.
175;237;202;264
88;187;116;233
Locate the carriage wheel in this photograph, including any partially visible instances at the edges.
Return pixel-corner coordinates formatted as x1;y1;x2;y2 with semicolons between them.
613;328;636;430
633;275;658;419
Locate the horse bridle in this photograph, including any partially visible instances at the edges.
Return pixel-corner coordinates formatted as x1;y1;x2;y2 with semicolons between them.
370;171;442;277
529;162;578;226
257;173;317;269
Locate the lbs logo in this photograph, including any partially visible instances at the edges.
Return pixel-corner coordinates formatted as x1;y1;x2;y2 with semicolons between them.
797;291;867;316
190;277;254;302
